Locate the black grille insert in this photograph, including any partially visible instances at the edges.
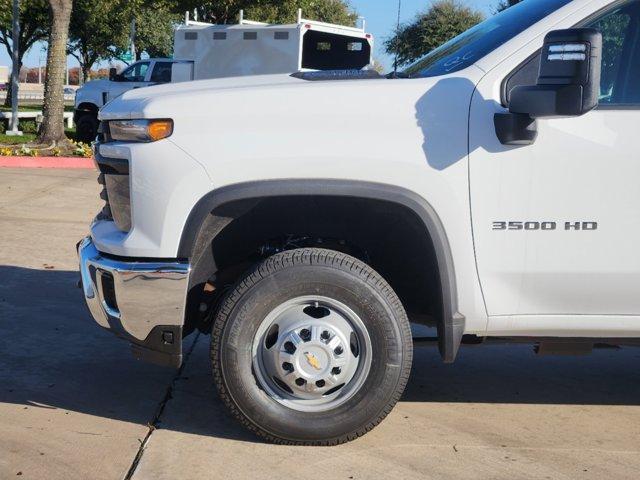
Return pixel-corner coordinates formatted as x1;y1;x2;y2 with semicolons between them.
94;143;131;231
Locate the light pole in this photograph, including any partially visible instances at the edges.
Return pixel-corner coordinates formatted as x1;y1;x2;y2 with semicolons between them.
130;18;136;61
7;0;22;136
38;47;45;85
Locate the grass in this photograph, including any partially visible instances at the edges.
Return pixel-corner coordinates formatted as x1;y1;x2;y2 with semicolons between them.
0;133;37;144
0;127;79;150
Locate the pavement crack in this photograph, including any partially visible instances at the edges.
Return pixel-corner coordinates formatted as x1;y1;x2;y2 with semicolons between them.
123;332;201;480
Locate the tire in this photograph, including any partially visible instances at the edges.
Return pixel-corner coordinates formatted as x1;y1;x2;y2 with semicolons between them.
211;248;413;445
75;111;98;143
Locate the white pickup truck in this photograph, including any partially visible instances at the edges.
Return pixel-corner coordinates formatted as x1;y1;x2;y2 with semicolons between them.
73;11;373;142
78;0;639;445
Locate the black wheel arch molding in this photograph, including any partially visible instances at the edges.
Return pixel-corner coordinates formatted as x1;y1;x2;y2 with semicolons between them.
178;179;465;362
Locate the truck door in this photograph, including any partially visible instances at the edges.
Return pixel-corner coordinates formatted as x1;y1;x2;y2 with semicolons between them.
106;61;151;102
149;61;174;84
469;0;640;319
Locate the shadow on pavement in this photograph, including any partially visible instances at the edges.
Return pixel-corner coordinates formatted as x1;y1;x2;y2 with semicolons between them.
2;265;640;443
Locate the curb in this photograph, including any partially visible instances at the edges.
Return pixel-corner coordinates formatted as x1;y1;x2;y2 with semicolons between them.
0;156;95;169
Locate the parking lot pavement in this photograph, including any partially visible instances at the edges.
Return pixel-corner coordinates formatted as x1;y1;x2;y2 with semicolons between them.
0;168;182;479
2;168;640;480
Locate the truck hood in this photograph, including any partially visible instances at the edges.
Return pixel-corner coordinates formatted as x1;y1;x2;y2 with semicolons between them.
78;79;113;92
100;74;303;120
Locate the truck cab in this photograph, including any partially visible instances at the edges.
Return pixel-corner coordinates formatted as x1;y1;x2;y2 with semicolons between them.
78;0;640;446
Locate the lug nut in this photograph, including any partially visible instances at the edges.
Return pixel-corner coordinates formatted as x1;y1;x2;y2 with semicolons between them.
284;341;296;353
331;367;341;375
320;330;330;340
295;378;306;386
315;380;325;388
282;362;294;372
300;329;311;341
334;345;343;355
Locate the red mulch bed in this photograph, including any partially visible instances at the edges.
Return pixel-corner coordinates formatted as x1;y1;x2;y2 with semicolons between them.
0;156;94;169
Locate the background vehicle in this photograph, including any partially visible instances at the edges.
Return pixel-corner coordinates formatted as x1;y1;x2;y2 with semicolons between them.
73;10;373;142
78;0;640;445
175;9;373;80
73;58;191;142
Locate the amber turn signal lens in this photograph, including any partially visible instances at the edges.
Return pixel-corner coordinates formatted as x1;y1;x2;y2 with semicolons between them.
147;120;173;141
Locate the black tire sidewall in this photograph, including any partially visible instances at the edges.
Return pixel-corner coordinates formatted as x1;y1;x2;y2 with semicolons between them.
76;113;98;142
218;262;410;443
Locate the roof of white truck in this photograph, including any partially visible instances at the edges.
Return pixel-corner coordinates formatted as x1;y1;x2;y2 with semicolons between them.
176;8;371;39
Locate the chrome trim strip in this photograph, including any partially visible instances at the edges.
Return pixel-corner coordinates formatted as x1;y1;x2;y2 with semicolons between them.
77;236;190;341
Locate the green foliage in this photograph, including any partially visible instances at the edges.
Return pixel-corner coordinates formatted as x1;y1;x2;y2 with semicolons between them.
133;4;182;59
21;120;38;134
69;0;131;79
0;0;49;107
495;0;522;13
0;0;49;56
107;0;181;60
179;0;357;26
384;0;484;67
589;10;631;101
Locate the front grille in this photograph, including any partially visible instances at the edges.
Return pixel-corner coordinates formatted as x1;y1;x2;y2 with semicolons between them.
96;173;113;222
94;139;131;232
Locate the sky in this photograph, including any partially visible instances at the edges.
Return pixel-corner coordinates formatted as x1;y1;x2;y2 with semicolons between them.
0;0;498;73
350;0;496;70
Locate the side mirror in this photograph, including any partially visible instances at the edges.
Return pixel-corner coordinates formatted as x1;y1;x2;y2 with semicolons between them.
109;67;117;81
510;28;602;117
495;28;602;145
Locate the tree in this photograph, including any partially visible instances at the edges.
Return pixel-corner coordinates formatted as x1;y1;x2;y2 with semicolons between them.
182;0;357;26
37;0;73;145
384;0;484;67
0;0;49;107
132;4;182;60
495;0;522;13
68;0;129;83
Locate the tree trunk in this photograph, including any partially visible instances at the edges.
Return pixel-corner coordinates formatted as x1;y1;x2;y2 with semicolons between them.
80;50;96;85
37;0;73;146
81;64;90;85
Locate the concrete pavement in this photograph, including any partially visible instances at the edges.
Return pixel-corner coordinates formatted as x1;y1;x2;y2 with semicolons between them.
2;168;640;479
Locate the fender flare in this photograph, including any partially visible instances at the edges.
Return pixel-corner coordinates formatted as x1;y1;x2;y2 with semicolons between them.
178;180;465;362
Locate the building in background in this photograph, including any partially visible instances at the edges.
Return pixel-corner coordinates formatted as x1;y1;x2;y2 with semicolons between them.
0;66;8;84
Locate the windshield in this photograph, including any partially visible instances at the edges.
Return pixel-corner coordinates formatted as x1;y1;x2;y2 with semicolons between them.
122;62;149;82
404;0;573;78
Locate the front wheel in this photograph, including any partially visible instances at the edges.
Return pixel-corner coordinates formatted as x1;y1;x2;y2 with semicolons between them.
211;248;413;445
75;111;99;143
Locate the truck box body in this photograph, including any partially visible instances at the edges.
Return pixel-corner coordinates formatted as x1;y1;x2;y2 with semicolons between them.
173;17;373;80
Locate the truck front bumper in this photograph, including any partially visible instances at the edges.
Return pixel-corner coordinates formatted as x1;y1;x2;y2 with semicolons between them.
77;236;190;367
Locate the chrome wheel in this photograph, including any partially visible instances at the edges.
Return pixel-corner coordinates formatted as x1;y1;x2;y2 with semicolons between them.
252;295;372;412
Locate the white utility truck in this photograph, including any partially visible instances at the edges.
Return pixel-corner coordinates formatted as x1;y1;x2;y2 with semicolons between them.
72;10;373;141
78;0;640;445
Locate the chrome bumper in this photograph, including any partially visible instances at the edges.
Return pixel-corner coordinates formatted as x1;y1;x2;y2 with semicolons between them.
77;236;190;367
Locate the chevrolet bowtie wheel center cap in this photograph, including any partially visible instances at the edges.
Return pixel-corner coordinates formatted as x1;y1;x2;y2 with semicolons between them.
252;296;372;412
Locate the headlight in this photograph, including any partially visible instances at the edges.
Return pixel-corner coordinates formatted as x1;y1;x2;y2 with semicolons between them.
109;119;173;142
